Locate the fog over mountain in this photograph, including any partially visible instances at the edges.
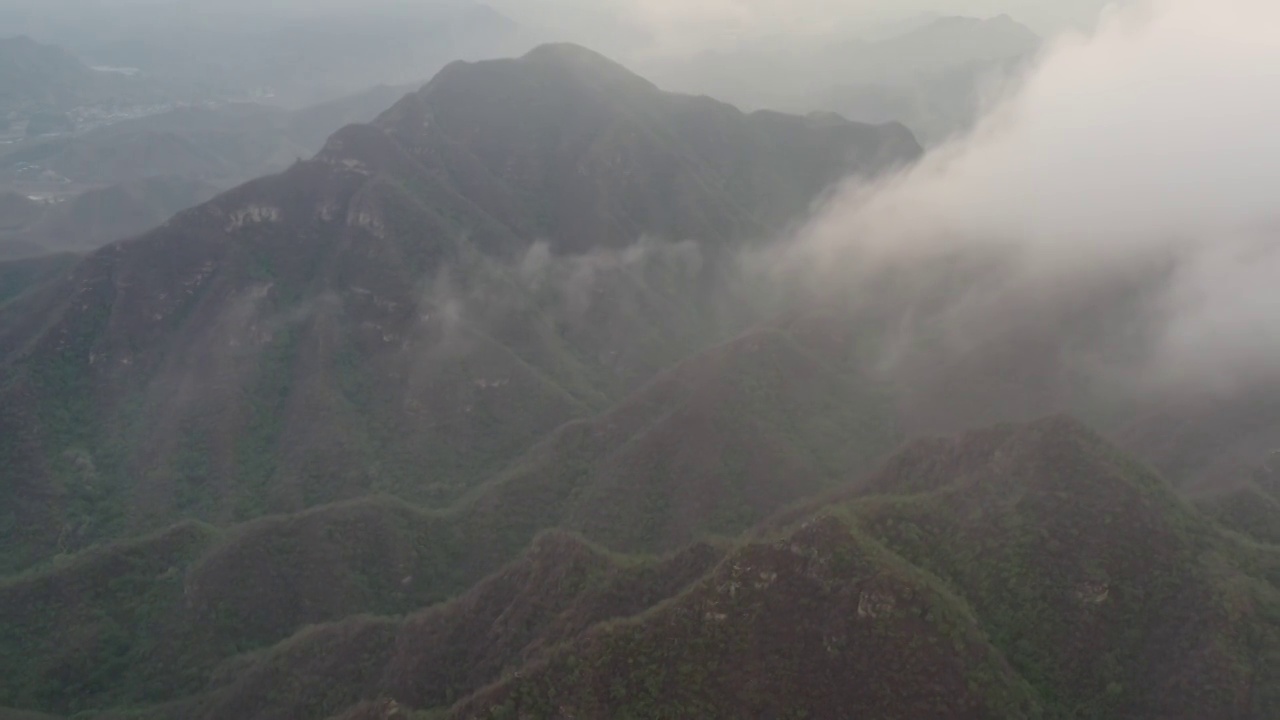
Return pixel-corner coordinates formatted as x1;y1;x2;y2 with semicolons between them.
776;0;1279;399
488;0;1120;52
0;0;527;105
0;1;1116;103
1;2;1278;719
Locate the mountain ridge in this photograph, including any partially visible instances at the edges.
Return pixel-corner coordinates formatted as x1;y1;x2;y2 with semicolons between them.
0;42;920;574
3;416;1270;718
1;40;1274;720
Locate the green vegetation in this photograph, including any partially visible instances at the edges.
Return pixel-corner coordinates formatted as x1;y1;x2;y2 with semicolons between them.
0;42;1274;720
443;420;1279;720
0;417;1273;720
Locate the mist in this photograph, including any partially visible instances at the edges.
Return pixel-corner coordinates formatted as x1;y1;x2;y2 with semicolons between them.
774;0;1279;407
0;1;1112;108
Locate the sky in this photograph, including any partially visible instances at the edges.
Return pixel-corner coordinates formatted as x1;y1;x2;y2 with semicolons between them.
486;0;1122;55
0;0;1120;50
0;0;1127;111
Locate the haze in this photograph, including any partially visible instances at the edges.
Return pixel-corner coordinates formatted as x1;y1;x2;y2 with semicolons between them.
0;1;1115;102
786;0;1280;401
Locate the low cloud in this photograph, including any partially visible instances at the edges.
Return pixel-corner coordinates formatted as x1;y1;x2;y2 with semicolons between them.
780;0;1280;399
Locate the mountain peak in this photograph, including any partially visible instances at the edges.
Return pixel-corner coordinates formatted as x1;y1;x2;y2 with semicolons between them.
359;44;917;254
520;42;617;66
518;42;659;92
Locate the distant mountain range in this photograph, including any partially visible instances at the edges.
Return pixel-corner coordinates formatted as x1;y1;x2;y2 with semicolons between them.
0;2;527;107
0;42;1274;720
1;84;415;190
0;83;418;258
647;14;1042;144
0;35;179;125
0;178;218;260
1;35;125;115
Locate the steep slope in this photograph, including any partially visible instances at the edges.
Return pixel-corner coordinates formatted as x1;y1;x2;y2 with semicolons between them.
0;44;918;572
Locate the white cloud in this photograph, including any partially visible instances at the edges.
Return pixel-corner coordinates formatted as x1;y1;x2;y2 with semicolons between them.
785;0;1280;393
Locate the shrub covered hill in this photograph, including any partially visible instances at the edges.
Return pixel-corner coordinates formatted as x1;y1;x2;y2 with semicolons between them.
0;417;1275;719
0;44;1277;720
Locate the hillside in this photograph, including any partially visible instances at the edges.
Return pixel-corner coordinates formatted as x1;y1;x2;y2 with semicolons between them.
2;418;1273;718
1;36;1272;720
0;177;219;259
0;319;905;715
0;43;919;573
448;418;1279;720
0;85;414;193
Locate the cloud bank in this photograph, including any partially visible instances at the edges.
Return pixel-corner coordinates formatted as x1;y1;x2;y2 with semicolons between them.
786;0;1280;396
